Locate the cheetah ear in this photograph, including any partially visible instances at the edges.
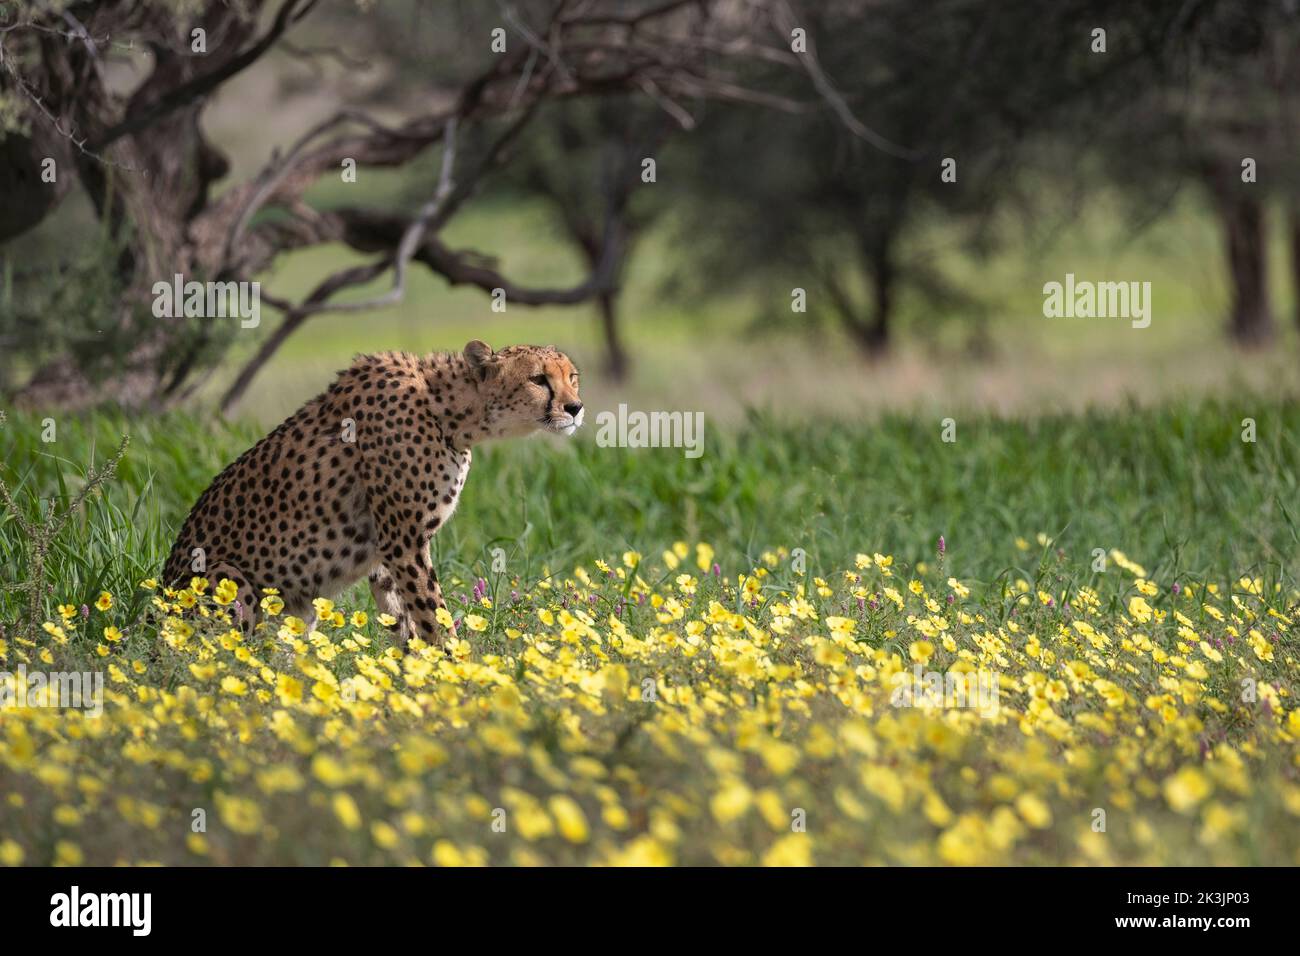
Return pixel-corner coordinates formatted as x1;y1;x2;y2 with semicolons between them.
464;340;494;381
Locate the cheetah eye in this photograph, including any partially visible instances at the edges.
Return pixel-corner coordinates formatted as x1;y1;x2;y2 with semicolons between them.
530;374;549;387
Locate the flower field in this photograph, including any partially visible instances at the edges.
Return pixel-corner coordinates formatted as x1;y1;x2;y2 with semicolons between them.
2;538;1297;866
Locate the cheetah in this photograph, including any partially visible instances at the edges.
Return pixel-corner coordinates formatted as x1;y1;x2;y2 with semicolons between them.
163;340;584;646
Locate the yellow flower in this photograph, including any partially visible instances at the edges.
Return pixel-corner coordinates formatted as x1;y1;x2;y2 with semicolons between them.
757;738;800;776
432;840;485;867
332;793;362;831
213;578;239;606
371;821;401;850
54;841;83;866
0;839;25;866
696;542;715;572
463;614;488;632
1163;767;1212;814
710;780;753;824
1247;630;1274;662
606;836;673;867
761;833;812;867
94;591;113;612
548;796;590;844
1127;596;1153;623
215;793;263;835
1014;794;1052;829
861;765;906;813
825;616;856;638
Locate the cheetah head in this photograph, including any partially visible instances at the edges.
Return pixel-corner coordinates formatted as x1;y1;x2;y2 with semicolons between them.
464;340;584;438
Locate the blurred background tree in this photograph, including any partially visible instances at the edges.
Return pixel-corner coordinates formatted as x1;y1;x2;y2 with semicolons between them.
0;0;804;408
670;0;1297;357
499;97;673;381
1;0;1298;416
1085;0;1300;344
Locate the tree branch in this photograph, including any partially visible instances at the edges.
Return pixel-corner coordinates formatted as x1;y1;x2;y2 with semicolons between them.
90;0;320;150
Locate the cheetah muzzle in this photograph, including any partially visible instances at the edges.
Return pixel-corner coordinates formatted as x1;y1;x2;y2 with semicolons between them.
163;340;583;648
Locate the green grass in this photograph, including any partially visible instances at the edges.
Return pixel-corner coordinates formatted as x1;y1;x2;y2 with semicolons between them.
4;400;1299;649
3;400;1300;866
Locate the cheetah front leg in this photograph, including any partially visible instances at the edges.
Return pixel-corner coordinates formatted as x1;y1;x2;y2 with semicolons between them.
356;416;457;650
369;564;413;644
378;544;456;649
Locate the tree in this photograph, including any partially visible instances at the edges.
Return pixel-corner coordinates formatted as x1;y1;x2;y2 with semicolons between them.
502;97;673;380
1186;3;1300;345
674;0;1277;357
0;0;856;412
1026;0;1300;347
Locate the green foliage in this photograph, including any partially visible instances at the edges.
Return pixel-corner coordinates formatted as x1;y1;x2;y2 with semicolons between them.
3;401;1297;637
0;410;128;640
0;229;136;392
2;399;1299;867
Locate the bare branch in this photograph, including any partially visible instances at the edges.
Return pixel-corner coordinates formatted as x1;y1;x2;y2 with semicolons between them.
91;0;321;150
771;0;920;159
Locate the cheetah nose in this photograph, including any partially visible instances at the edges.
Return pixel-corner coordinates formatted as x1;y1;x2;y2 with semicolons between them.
564;401;583;417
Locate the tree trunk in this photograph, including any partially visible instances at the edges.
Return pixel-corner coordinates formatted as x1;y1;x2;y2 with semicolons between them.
863;250;893;355
3;3;253;411
1209;175;1273;346
843;242;893;357
596;290;630;381
843;311;890;356
819;246;893;359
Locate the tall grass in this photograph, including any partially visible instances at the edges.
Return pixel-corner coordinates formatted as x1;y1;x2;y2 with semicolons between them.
3;400;1298;639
